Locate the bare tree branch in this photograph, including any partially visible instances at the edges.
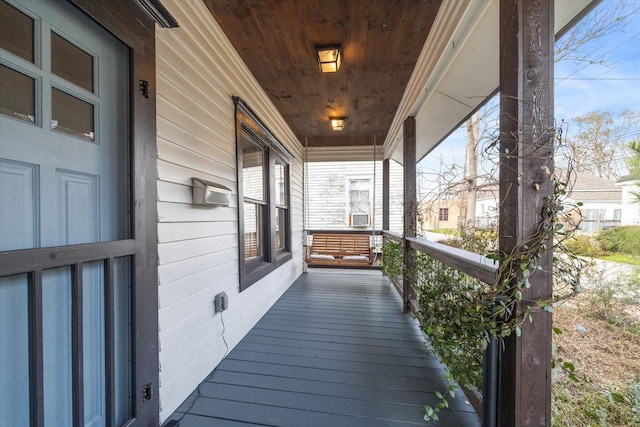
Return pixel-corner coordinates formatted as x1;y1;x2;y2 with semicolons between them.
554;0;640;65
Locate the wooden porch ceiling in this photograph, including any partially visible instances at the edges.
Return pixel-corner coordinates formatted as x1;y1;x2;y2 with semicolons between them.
204;0;442;148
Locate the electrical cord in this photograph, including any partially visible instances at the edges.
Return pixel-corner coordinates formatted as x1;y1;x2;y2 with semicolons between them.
167;310;230;426
220;310;229;359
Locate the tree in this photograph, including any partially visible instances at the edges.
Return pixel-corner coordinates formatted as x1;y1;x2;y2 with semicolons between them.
554;0;640;65
463;113;479;223
628;140;640;202
424;1;639;230
627;140;640;175
460;0;640;204
564;110;640;180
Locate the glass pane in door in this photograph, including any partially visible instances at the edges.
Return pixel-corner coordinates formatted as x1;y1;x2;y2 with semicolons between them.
51;88;95;141
0;1;34;62
51;32;94;92
0;65;36;123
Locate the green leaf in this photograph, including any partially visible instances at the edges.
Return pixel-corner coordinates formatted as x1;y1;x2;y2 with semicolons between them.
515;326;521;337
611;392;625;403
553;326;563;335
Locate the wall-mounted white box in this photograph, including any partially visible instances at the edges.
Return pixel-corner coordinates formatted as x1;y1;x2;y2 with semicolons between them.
191;178;231;206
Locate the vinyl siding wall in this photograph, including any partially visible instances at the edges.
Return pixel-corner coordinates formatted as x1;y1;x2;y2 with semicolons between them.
155;1;304;420
305;160;404;232
389;160;405;234
620;180;640;225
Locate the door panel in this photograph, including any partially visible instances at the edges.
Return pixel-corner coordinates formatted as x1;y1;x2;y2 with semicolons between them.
56;170;100;245
42;266;73;426
0;0;129;251
83;261;105;427
0;159;38;250
0;274;30;427
0;0;133;425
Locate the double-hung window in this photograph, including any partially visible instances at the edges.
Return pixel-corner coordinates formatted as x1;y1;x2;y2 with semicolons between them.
235;98;291;290
348;179;371;227
274;158;289;253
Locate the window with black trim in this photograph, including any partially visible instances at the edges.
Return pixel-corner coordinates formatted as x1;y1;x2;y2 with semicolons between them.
235;97;292;290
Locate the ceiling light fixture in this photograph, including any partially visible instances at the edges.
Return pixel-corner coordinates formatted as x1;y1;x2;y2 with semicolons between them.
316;45;342;73
330;117;346;131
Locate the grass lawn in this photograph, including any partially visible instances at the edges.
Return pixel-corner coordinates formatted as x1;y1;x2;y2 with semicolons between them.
600;253;640;266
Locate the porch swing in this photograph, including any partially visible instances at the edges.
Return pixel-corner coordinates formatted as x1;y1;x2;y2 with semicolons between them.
303;137;378;267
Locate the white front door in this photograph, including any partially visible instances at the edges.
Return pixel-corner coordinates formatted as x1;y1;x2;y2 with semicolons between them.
0;0;131;425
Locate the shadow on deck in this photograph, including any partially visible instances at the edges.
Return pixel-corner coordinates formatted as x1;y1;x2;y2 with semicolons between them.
164;271;480;426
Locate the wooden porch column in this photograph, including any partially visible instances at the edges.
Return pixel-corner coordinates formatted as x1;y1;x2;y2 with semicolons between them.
383;159;390;231
498;0;554;426
403;117;417;313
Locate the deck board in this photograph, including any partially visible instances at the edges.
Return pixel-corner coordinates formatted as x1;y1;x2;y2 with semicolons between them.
164;272;480;426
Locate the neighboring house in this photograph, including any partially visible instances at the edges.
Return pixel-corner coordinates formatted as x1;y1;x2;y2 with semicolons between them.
570;173;623;232
0;0;598;426
617;175;640;225
421;198;464;231
475;171;623;233
305;160;404;233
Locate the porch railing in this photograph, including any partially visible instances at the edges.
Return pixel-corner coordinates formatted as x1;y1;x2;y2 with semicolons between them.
382;230;499;424
0;241;135;426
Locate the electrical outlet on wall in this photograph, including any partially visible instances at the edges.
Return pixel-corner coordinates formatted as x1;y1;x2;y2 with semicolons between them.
214;292;228;313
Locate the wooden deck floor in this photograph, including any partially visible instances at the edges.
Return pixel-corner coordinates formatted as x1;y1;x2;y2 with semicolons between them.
164;271;480;426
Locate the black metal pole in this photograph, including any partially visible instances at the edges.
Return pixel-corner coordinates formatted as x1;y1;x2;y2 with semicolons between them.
482;336;499;427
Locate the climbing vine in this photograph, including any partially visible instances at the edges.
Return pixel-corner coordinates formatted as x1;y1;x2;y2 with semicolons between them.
382;125;590;421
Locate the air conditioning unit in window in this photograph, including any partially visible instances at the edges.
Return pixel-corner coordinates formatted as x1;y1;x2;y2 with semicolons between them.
350;213;370;227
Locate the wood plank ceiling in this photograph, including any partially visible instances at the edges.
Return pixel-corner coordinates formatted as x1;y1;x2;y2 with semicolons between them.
204;0;442;147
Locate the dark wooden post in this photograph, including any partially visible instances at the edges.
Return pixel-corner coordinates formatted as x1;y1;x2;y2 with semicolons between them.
403;117;417;313
498;0;554;426
383;159;390;231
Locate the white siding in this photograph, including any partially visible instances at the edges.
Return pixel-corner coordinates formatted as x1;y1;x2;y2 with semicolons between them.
156;1;304;420
389;160;404;233
304;160;404;233
620;180;640;225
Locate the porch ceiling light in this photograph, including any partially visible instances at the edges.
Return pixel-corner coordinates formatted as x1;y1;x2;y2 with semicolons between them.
316;45;342;73
330;117;346;131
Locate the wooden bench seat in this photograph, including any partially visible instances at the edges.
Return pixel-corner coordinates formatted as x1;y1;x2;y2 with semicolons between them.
305;233;373;266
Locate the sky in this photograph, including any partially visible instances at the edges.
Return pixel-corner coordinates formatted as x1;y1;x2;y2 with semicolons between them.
416;0;640;188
